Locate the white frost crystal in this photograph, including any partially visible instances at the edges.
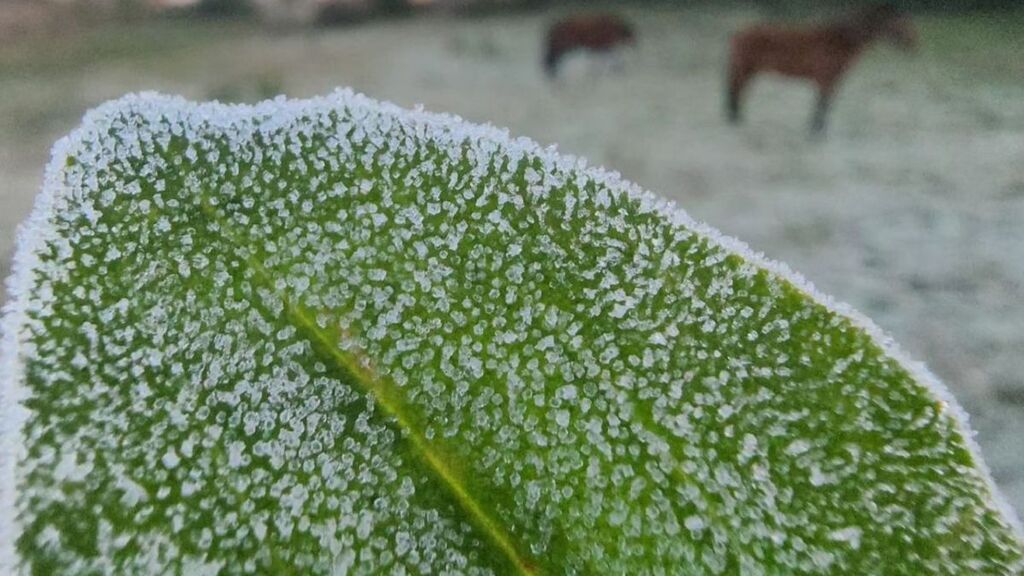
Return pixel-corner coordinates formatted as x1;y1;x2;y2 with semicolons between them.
1;90;1022;574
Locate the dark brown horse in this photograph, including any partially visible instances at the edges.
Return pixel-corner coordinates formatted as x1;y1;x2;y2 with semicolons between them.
544;13;636;79
727;4;917;135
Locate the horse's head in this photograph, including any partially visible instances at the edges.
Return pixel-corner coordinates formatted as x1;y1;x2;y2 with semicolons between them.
880;13;918;51
861;4;918;51
615;19;637;47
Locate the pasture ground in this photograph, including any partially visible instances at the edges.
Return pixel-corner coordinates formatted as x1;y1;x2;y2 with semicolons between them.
2;4;1023;516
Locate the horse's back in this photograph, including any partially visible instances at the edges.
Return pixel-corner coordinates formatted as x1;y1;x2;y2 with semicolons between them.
731;24;827;56
547;14;634;51
730;24;850;78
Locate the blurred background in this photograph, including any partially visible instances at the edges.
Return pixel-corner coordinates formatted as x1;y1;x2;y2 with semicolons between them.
1;0;1022;517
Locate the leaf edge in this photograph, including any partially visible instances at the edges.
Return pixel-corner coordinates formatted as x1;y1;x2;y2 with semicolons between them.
1;89;1021;572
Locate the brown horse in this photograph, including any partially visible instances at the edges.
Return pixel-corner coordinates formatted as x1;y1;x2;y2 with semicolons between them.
727;4;917;135
544;13;636;79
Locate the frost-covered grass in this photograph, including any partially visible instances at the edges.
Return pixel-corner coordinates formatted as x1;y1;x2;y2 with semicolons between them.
1;0;1023;531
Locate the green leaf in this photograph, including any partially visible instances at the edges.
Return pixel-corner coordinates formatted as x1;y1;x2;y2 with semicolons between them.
1;91;1022;574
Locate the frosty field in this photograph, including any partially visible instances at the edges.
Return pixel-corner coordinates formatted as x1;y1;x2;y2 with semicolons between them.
1;2;1023;519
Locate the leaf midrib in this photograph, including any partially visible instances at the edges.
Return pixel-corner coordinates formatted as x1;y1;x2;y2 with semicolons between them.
197;200;539;576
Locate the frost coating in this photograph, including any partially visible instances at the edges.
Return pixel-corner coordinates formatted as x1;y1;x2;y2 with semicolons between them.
1;90;1023;574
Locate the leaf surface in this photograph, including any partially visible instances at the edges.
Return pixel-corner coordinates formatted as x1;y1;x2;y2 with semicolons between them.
1;91;1022;574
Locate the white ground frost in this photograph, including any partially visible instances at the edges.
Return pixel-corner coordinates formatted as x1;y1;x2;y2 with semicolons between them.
1;89;1022;574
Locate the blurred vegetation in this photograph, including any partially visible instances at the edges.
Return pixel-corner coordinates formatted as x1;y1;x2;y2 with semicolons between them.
195;0;1024;29
6;0;1021;40
751;0;1024;16
105;0;1024;23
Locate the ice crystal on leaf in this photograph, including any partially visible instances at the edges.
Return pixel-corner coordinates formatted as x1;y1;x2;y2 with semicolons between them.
1;91;1023;574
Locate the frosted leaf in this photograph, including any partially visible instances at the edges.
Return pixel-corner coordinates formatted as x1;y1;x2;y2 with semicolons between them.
0;90;1022;574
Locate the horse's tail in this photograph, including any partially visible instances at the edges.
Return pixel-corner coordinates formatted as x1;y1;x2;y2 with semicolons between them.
726;76;741;124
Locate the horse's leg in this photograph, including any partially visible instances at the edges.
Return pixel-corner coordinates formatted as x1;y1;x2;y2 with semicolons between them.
810;70;844;136
544;43;565;80
810;84;835;136
726;62;753;124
